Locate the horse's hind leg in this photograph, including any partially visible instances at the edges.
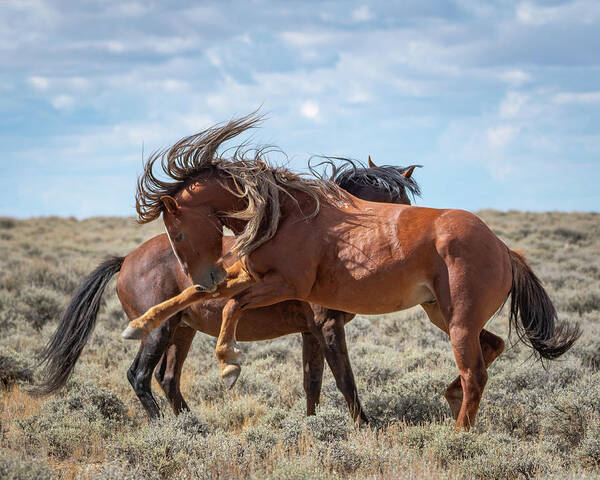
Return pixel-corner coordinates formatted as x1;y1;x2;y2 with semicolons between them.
127;344;160;418
302;332;325;416
154;323;196;415
421;301;505;421
444;330;504;419
127;314;181;419
311;308;369;424
446;318;488;430
421;302;463;418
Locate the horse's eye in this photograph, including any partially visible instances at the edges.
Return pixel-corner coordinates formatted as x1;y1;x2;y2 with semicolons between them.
174;232;184;242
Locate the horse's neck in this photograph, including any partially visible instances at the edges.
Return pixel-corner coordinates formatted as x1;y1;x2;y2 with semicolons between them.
280;188;325;218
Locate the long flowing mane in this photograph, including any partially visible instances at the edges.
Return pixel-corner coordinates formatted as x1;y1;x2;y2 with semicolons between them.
135;112;342;257
309;156;421;202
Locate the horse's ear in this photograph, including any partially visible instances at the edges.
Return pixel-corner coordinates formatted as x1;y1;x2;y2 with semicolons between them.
402;166;417;179
160;195;180;215
368;155;376;168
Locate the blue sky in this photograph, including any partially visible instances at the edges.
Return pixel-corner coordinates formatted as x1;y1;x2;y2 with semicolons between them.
1;0;599;217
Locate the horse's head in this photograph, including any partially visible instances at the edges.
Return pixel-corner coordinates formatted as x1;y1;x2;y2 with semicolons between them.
160;178;228;291
333;156;421;205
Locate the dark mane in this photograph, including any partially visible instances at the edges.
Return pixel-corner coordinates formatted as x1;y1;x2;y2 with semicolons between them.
135;112;342;257
310;156;422;201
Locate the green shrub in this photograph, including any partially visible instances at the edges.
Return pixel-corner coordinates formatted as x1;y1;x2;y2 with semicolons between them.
54;381;129;423
575;339;600;371
363;371;448;425
577;421;600;468
111;416;200;479
1;213;600;479
305;405;351;442
0;218;16;229
243;424;279;458
24;260;79;295
0;351;33;388
78;462;146;480
463;446;545;480
323;441;364;473
271;457;333;480
550;227;588;244
565;291;600;315
0;451;53;480
17;381;128;459
19;286;64;330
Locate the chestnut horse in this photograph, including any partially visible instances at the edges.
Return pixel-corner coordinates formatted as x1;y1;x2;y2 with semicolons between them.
127;114;580;430
33;157;420;422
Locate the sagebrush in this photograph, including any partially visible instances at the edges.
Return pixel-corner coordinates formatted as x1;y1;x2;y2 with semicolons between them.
0;211;599;479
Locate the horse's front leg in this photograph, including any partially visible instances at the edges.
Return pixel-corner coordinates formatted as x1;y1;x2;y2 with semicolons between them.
302;332;325;416
311;306;369;424
216;273;295;388
122;261;253;339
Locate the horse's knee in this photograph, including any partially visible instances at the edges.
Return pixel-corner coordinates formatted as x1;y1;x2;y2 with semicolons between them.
127;366;136;388
128;366;149;395
158;373;177;397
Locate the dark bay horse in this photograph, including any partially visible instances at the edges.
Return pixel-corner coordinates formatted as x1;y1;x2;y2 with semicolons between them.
34;157;420;422
127;114;580;430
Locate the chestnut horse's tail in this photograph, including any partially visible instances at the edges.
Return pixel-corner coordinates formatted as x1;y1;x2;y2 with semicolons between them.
508;249;580;360
29;256;125;395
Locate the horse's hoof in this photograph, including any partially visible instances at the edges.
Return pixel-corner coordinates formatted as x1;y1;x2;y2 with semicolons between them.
121;325;147;340
221;364;241;390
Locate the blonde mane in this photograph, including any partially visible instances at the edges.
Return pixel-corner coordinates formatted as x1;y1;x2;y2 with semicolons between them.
135;112;342;257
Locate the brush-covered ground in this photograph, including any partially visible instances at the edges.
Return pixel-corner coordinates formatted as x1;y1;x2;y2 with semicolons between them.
0;211;599;480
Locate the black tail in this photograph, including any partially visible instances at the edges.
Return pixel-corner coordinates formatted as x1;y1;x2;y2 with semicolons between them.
29;256;124;395
508;250;580;360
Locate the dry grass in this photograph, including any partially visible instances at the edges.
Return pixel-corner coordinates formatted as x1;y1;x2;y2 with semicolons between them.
0;211;599;479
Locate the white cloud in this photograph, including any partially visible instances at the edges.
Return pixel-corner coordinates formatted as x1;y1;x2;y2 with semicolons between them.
3;0;600;215
280;31;340;48
104;40;126;53
161;79;188;92
487;125;518;148
206;48;222;67
111;2;147;17
498;69;531;86
181;114;214;132
499;91;528;118
553;91;600;104
300;101;319;120
347;90;371;104
352;6;373;22
67;76;89;90
516;2;557;26
516;0;600;26
51;95;75;109
28;75;49;90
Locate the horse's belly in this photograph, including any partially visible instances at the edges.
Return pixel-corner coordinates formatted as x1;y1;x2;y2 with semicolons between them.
309;273;434;315
183;299;308;341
